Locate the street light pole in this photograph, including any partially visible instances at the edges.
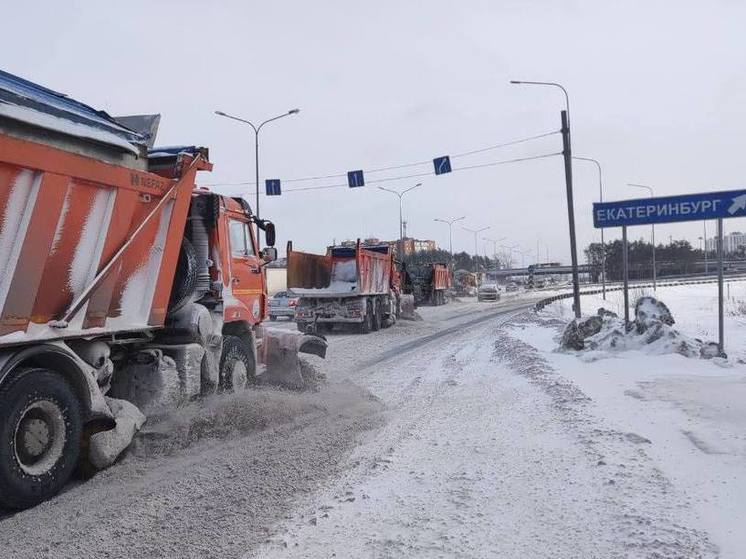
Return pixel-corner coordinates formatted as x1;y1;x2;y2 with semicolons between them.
378;183;422;257
463;225;490;279
574;156;606;299
703;221;708;274
500;244;519;268
511;79;580;317
483;236;506;270
628;183;656;290
215;108;300;243
434;216;466;266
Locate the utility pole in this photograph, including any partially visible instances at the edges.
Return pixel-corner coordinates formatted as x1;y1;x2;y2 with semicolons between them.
561;110;582;318
511;80;580;317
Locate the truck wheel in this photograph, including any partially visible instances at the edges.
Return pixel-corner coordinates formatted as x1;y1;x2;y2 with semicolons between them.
359;301;373;334
0;367;82;510
168;237;198;315
219;335;256;392
371;300;382;332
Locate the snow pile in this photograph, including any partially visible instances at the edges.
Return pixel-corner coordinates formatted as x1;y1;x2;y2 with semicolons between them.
332;259;357;282
560;296;723;360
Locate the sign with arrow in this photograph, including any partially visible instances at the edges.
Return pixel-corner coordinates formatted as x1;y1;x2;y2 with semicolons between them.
433;155;452;175
347;170;365;188
593;189;746;228
265;179;281;196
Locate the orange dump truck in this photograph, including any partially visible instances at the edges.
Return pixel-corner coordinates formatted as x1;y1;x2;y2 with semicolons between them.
401;262;451;306
287;241;410;333
0;69;324;509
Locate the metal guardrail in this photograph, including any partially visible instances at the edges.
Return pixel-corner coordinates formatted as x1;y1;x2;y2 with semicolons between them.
533;274;746;312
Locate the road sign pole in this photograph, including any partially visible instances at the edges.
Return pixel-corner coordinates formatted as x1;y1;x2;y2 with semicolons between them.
717;218;724;353
652;223;657;290
561;110;581;318
622;225;629;327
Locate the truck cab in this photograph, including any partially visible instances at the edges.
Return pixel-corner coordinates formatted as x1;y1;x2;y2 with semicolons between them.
216;195;276;325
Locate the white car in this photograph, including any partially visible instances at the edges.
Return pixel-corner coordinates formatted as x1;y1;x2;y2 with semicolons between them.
477;283;501;302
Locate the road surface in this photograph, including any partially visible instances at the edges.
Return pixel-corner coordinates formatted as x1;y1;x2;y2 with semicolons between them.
0;295;715;558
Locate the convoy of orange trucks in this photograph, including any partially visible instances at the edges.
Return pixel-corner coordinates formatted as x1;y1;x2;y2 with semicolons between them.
0;69;325;509
287;241;414;333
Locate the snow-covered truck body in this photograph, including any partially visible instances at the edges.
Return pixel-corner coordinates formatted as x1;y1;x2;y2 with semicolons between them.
288;241;402;333
402;263;451;306
0;69;324;510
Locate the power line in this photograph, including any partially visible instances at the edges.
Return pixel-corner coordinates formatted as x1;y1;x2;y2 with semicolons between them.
214;151;561;195
200;129;560;188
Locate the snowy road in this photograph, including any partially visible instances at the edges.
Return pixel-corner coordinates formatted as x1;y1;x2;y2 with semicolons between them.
0;294;723;558
255;299;714;558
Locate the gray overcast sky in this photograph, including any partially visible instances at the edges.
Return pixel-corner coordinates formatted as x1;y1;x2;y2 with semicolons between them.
3;0;746;261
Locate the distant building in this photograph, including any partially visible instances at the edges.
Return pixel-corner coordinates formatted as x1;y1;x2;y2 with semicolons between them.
399;237;437;256
705;232;746;254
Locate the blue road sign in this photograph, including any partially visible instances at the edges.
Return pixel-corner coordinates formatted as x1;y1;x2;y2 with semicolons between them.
265;179;281;196
433;155;452;175
593;189;746;228
347;170;365;188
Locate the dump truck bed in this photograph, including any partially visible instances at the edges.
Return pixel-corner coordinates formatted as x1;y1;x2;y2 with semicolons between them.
0;72;206;347
288;244;393;298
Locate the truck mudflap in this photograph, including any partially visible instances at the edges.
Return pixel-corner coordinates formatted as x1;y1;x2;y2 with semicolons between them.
259;328;328;389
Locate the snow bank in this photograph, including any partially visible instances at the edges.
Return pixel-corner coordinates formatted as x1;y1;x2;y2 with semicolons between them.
559;296;724;362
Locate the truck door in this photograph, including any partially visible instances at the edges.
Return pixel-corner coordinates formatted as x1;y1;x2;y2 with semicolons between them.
227;218;265;323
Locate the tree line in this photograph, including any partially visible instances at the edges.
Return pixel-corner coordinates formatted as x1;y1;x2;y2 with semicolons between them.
402;248;499;272
584;239;723;281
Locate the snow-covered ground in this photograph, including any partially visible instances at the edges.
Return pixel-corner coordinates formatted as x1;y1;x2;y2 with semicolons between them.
1;288;741;558
511;281;746;558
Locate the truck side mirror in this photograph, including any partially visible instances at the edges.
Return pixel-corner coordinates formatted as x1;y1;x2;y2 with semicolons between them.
261;246;278;263
264;222;276;247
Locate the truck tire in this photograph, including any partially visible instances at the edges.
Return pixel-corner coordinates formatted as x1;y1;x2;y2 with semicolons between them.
168;237;198;315
358;300;373;334
219;335;256;392
371;299;382;331
0;367;83;510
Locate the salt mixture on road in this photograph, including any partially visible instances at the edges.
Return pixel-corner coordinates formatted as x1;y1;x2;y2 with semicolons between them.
1;293;736;558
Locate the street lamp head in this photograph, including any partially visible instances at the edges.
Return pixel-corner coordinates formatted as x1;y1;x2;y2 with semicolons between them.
509;80;522;84
288;108;300;115
215;110;227;116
